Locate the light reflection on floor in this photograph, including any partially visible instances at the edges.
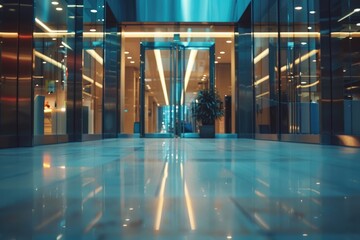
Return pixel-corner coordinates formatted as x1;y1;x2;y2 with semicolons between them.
0;138;360;239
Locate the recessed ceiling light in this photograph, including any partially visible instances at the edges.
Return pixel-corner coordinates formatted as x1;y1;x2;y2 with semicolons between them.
52;38;56;40
69;16;75;19
301;42;307;45
51;1;59;5
127;56;132;59
124;51;129;54
220;51;225;54
56;7;63;11
214;61;218;64
89;28;96;32
130;61;135;64
217;56;221;59
90;9;97;13
309;10;316;14
226;40;232;43
295;6;302;10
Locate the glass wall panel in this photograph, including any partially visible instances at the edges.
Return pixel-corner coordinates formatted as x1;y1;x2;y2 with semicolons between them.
33;0;74;136
253;0;279;134
82;0;104;134
279;0;320;134
331;0;360;136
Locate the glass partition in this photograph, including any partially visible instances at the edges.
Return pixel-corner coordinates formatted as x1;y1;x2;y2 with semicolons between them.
253;0;321;136
331;0;360;136
253;0;280;134
278;0;320;134
82;0;104;134
33;0;74;136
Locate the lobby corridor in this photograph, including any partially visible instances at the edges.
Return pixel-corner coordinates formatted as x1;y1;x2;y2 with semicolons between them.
0;138;360;239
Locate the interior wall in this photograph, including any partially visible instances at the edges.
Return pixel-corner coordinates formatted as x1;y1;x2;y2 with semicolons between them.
215;63;231;133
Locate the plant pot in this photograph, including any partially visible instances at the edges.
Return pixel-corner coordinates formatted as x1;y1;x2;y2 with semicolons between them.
199;125;215;138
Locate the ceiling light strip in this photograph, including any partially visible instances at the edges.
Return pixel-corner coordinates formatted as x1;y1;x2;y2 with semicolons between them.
154;50;169;105
123;32;233;38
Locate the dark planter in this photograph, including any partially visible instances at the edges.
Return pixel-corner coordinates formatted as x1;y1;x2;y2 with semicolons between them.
199;125;215;138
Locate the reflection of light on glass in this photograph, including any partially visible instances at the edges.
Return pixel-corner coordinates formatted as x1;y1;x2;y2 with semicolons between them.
295;6;302;10
51;1;59;5
254;213;270;230
296;80;319;89
181;163;196;230
82;186;103;205
35;211;63;230
309;11;316;14
86;49;103;65
338;8;360;22
55;7;63;11
256;91;269;99
154;50;169;105
43;153;51;168
34;51;66;71
84;212;103;233
254;76;269;86
256;178;270;187
90;9;97;13
255;190;267;198
155;162;168;230
254;48;269;64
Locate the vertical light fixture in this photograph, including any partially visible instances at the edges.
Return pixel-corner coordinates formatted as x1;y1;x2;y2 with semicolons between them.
154;50;169;105
181;50;198;104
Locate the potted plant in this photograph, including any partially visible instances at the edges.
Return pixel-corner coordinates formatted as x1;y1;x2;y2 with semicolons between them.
194;88;224;138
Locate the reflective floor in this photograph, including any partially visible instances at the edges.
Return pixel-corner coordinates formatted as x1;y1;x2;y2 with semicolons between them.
1;139;360;239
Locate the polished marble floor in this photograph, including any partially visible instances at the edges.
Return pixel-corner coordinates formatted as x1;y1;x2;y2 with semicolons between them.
0;138;360;239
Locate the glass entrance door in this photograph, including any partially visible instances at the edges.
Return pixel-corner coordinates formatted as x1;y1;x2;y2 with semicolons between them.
140;42;215;137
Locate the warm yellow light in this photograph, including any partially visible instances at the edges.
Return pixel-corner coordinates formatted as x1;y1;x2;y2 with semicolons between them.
181;50;198;104
34;51;66;71
254;76;269;86
35;18;67;33
123;31;233;38
86;49;103;65
297;80;319;89
254;48;269;64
